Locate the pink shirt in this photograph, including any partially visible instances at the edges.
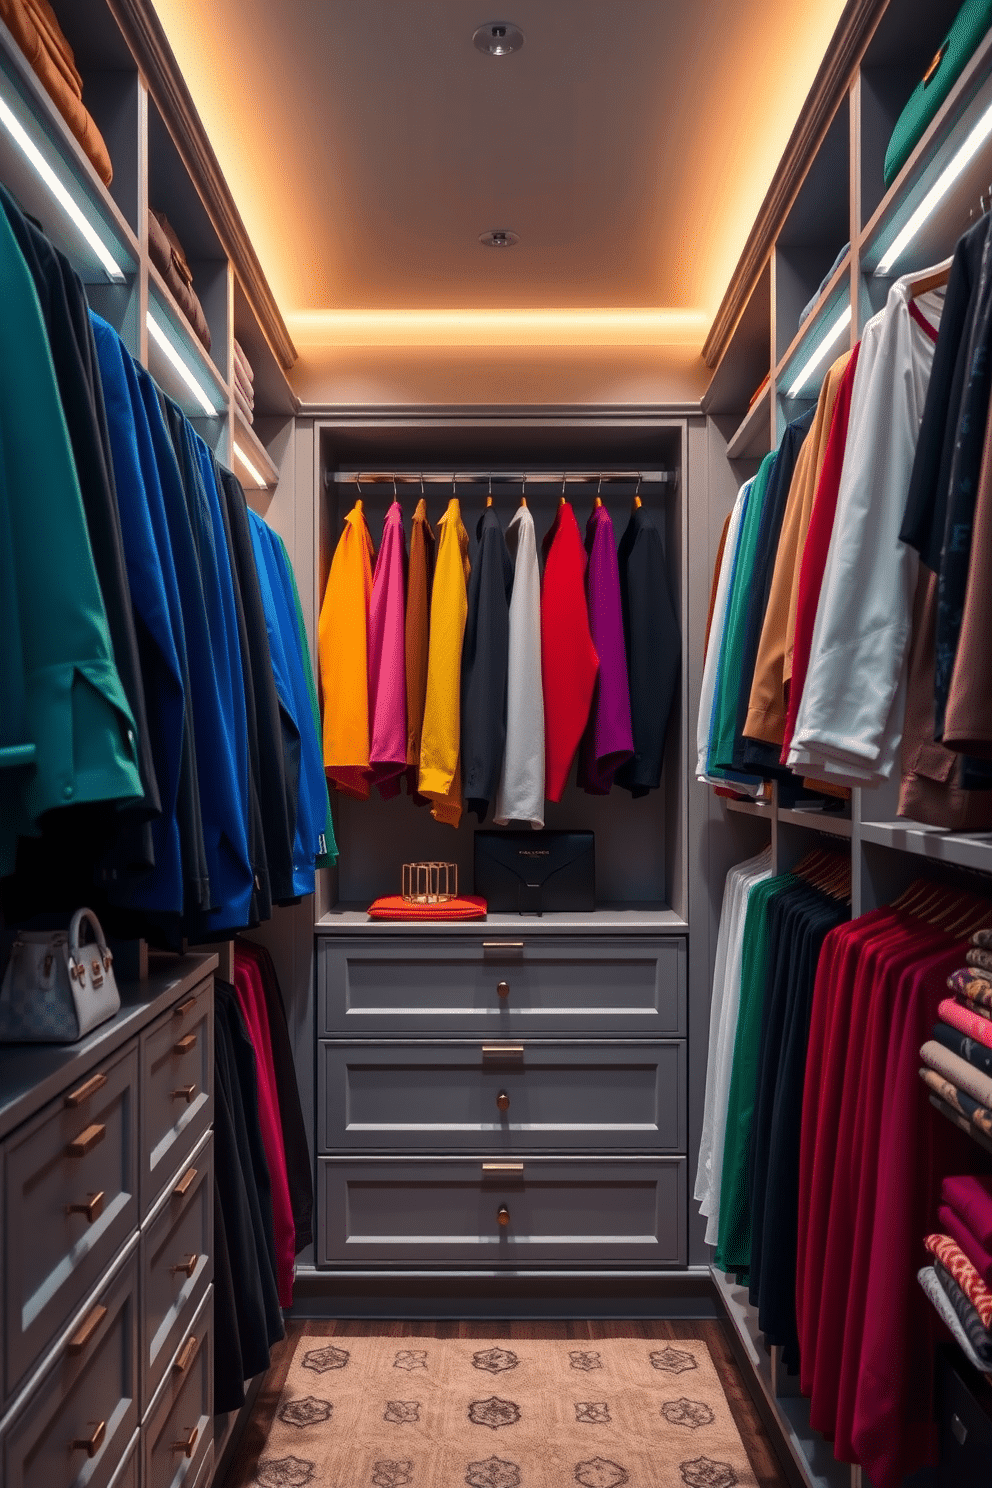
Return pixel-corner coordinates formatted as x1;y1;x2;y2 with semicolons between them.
368;501;408;796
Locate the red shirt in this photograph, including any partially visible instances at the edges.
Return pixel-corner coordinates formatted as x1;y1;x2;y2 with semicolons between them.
541;503;599;801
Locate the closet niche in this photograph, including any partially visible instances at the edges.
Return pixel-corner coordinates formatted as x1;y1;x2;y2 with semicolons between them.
314;417;689;927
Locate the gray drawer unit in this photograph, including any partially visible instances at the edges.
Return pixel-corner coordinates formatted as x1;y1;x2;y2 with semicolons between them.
140;1132;213;1411
2;1247;139;1488
318;1039;686;1153
318;1155;687;1266
318;935;686;1037
4;1046;139;1396
107;1437;139;1488
143;1287;212;1488
140;980;213;1216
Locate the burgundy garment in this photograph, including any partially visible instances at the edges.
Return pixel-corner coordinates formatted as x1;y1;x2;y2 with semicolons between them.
367;501;408;798
938;1201;992;1284
577;503;633;794
234;953;296;1307
943;1174;992;1247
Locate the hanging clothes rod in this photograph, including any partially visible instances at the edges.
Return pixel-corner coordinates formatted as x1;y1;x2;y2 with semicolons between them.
327;469;675;485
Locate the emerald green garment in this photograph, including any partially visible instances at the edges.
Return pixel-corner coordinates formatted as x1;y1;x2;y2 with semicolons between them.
708;450;775;777
715;871;797;1276
281;535;339;867
0;209;142;874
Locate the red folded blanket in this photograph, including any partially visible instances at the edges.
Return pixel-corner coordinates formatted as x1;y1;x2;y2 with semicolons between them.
938;1203;992;1287
943;1174;992;1249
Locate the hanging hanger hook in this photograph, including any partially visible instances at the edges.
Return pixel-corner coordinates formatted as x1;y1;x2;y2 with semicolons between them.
452;471;457;499
633;472;643;510
356;472;363;504
560;471;567;506
393;475;398;501
487;473;493;508
521;472;527;508
420;472;425;499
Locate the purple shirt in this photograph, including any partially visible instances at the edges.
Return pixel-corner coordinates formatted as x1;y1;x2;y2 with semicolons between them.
578;503;633;793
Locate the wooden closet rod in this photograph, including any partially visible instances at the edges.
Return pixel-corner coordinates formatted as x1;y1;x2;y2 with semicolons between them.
327;469;675;485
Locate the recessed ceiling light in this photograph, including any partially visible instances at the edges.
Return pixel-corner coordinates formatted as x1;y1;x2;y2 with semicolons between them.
480;230;519;248
473;22;524;56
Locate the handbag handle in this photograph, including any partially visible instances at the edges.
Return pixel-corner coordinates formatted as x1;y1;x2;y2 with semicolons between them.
69;908;110;968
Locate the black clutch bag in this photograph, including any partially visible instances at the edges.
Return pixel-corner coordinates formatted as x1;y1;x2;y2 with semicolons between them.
473;831;595;915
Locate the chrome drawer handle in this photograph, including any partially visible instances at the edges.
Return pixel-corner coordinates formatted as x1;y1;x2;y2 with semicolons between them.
170;1253;199;1280
173;1167;197;1197
71;1420;106;1458
67;1190;104;1224
65;1071;107;1108
68;1303;108;1354
172;1426;199;1458
173;1034;197;1055
174;997;196;1018
67;1122;106;1157
173;1335;198;1374
497;1205;510;1227
171;1084;197;1103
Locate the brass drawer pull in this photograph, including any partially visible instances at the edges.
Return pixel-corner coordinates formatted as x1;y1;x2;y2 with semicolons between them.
68;1303;108;1354
482;1162;524;1173
173;1166;197;1197
482;1044;523;1061
496;1090;510;1112
496;981;510;999
173;1033;197;1055
497;1205;511;1227
172;1426;199;1458
173;1335;198;1373
170;1253;199;1279
171;1084;197;1103
67;1122;106;1157
174;997;197;1018
482;941;523;950
65;1071;108;1108
67;1190;104;1223
71;1420;106;1458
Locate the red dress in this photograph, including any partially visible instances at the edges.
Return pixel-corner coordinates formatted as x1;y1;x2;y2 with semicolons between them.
541;502;599;801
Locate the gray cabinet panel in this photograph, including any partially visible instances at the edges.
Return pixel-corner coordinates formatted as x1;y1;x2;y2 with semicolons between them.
2;1249;139;1488
318;1156;686;1265
318;936;686;1037
318;1040;686;1153
143;1288;212;1488
4;1045;138;1396
140;1133;213;1411
140;981;213;1216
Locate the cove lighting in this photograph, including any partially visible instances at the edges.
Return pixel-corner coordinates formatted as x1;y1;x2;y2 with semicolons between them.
0;96;125;282
877;97;992;276
146;311;218;416
233;440;266;488
786;305;852;398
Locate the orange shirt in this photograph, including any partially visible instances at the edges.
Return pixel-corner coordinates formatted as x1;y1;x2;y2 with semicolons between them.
318;499;374;799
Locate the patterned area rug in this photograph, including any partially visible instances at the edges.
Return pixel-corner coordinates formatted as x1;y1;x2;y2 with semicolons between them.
252;1335;759;1488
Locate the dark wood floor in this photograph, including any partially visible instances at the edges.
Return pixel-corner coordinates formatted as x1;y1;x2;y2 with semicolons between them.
218;1318;793;1488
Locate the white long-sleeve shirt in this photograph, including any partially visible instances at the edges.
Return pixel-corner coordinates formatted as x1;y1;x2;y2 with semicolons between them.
494;505;545;827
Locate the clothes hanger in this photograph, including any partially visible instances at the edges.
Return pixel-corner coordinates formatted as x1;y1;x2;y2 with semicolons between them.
906;254;953;299
594;474;603;510
559;472;567;508
355;472;364;512
633;473;643;511
520;473;527;509
486;474;493;509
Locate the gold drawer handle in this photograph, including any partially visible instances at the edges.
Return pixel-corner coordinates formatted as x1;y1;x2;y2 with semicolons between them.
71;1419;106;1458
496;1090;510;1112
482;1162;524;1173
497;1205;511;1227
483;941;523;950
170;1253;199;1280
496;981;510;1000
172;1426;199;1458
68;1303;108;1354
173;1335;198;1373
65;1071;108;1108
67;1122;106;1157
171;1084;197;1103
482;1044;523;1061
173;1166;197;1197
174;997;197;1018
67;1190;104;1224
173;1033;197;1055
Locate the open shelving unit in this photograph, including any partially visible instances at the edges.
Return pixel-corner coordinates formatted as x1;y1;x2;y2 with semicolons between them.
702;0;992;1482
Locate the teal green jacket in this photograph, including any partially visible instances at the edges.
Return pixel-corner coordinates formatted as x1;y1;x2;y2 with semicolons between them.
0;208;142;874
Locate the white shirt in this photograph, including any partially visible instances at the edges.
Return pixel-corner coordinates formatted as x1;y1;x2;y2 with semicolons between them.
695;847;773;1244
788;279;944;784
494;505;545;827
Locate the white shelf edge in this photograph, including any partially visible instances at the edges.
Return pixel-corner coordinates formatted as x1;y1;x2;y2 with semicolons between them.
778;808;852;839
860;819;992;872
723;798;773;818
315;904;689;934
775;254;852;395
726;385;772;460
232;409;279;489
147;260;229;404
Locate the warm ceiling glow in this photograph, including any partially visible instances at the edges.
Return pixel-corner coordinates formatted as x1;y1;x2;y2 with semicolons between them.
287;308;711;348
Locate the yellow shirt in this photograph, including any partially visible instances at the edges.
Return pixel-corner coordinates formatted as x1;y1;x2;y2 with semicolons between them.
418;498;470;826
318;499;374;800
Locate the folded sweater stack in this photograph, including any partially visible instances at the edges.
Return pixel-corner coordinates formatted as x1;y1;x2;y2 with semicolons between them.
919;1174;992;1374
147;210;212;353
234;339;254;426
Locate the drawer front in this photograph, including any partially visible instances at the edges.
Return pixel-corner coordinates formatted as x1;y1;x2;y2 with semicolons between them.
141;980;213;1215
141;1133;214;1409
144;1289;213;1488
318;936;686;1037
318;1040;686;1153
936;1345;992;1488
318;1156;686;1265
5;1046;138;1394
108;1437;140;1488
3;1249;139;1488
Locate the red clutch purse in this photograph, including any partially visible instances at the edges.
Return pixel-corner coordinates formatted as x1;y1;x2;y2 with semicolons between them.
366;895;488;921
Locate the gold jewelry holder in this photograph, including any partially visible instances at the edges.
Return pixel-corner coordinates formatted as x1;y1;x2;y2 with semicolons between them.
402;862;458;904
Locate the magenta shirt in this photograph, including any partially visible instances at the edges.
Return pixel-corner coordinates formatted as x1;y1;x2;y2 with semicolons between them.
577;503;633;794
368;501;408;796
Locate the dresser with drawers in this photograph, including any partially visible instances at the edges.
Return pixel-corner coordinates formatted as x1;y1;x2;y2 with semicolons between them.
315;917;687;1270
0;954;216;1488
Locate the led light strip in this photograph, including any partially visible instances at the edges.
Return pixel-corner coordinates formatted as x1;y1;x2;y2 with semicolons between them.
146;311;218;416
877;97;992;276
786;305;852;399
0;95;125;282
233;440;266;488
